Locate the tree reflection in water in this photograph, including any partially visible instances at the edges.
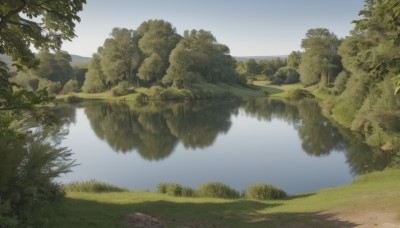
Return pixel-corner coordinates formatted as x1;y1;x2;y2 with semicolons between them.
84;100;241;160
78;98;394;174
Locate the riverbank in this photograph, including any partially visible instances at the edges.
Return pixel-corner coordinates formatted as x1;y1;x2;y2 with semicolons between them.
56;81;303;102
40;169;400;227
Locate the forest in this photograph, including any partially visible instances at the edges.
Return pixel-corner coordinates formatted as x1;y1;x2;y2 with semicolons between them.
0;0;399;226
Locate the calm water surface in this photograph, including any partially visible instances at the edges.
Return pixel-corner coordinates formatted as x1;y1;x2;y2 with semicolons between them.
57;99;390;194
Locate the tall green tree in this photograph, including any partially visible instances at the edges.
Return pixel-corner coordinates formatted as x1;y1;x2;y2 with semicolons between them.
245;58;260;79
257;58;286;79
82;50;107;93
137;53;164;82
34;50;59;82
100;28;140;86
34;50;73;84
54;50;73;85
138;20;181;60
137;20;181;83
259;59;276;77
162;43;196;88
72;65;88;89
163;29;237;88
287;51;301;69
326;0;400;156
298;28;342;86
11;50;74;94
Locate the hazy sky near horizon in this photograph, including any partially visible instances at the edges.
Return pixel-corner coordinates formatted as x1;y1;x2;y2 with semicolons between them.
62;0;365;57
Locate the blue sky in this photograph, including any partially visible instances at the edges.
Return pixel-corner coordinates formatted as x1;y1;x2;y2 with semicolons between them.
62;0;365;57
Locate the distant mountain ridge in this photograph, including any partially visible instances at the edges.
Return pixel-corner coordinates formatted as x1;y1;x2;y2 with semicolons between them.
234;55;288;62
0;54;91;66
69;54;91;65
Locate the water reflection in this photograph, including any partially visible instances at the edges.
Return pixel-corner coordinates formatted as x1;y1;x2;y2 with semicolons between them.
84;100;241;160
61;98;393;175
241;99;394;174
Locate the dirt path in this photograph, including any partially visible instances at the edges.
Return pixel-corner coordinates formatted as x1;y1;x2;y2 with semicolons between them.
122;210;400;227
321;209;400;228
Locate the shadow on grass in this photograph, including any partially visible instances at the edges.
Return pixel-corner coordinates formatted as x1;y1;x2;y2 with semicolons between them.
248;211;359;228
42;198;277;227
41;197;358;228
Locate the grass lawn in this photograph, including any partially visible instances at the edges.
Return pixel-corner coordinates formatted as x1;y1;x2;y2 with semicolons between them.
252;81;304;97
41;169;400;227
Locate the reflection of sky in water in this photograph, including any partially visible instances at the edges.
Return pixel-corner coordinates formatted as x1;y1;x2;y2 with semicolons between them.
59;107;353;195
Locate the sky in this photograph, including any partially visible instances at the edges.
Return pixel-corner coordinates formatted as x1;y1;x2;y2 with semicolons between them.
61;0;366;57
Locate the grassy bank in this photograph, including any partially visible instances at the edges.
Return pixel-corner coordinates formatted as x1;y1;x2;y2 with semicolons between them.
41;169;400;227
56;81;303;102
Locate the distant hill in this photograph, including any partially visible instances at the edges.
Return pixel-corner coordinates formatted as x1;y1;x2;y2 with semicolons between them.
234;55;288;62
0;54;91;67
70;54;91;66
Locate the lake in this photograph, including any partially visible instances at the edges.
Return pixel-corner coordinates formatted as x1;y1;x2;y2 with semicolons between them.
56;98;391;194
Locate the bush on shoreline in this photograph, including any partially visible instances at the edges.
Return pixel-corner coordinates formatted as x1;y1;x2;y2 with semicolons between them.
245;183;287;200
288;88;315;100
196;182;240;199
156;182;284;200
64;180;129;193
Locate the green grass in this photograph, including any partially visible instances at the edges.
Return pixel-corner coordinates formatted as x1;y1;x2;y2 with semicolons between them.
40;169;400;227
56;81;303;102
252;81;304;97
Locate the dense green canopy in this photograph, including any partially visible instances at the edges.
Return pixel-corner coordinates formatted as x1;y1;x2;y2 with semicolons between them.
83;21;243;92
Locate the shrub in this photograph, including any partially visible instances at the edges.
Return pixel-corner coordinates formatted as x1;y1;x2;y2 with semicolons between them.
0;131;73;227
236;75;247;86
61;79;79;94
157;183;167;194
111;81;131;97
270;76;283;85
284;71;300;84
274;67;300;84
196;182;240;199
38;79;62;95
288;89;315;100
181;187;196;197
389;155;400;169
165;183;183;196
64;180;129;193
157;183;196;197
148;86;187;100
245;183;287;200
